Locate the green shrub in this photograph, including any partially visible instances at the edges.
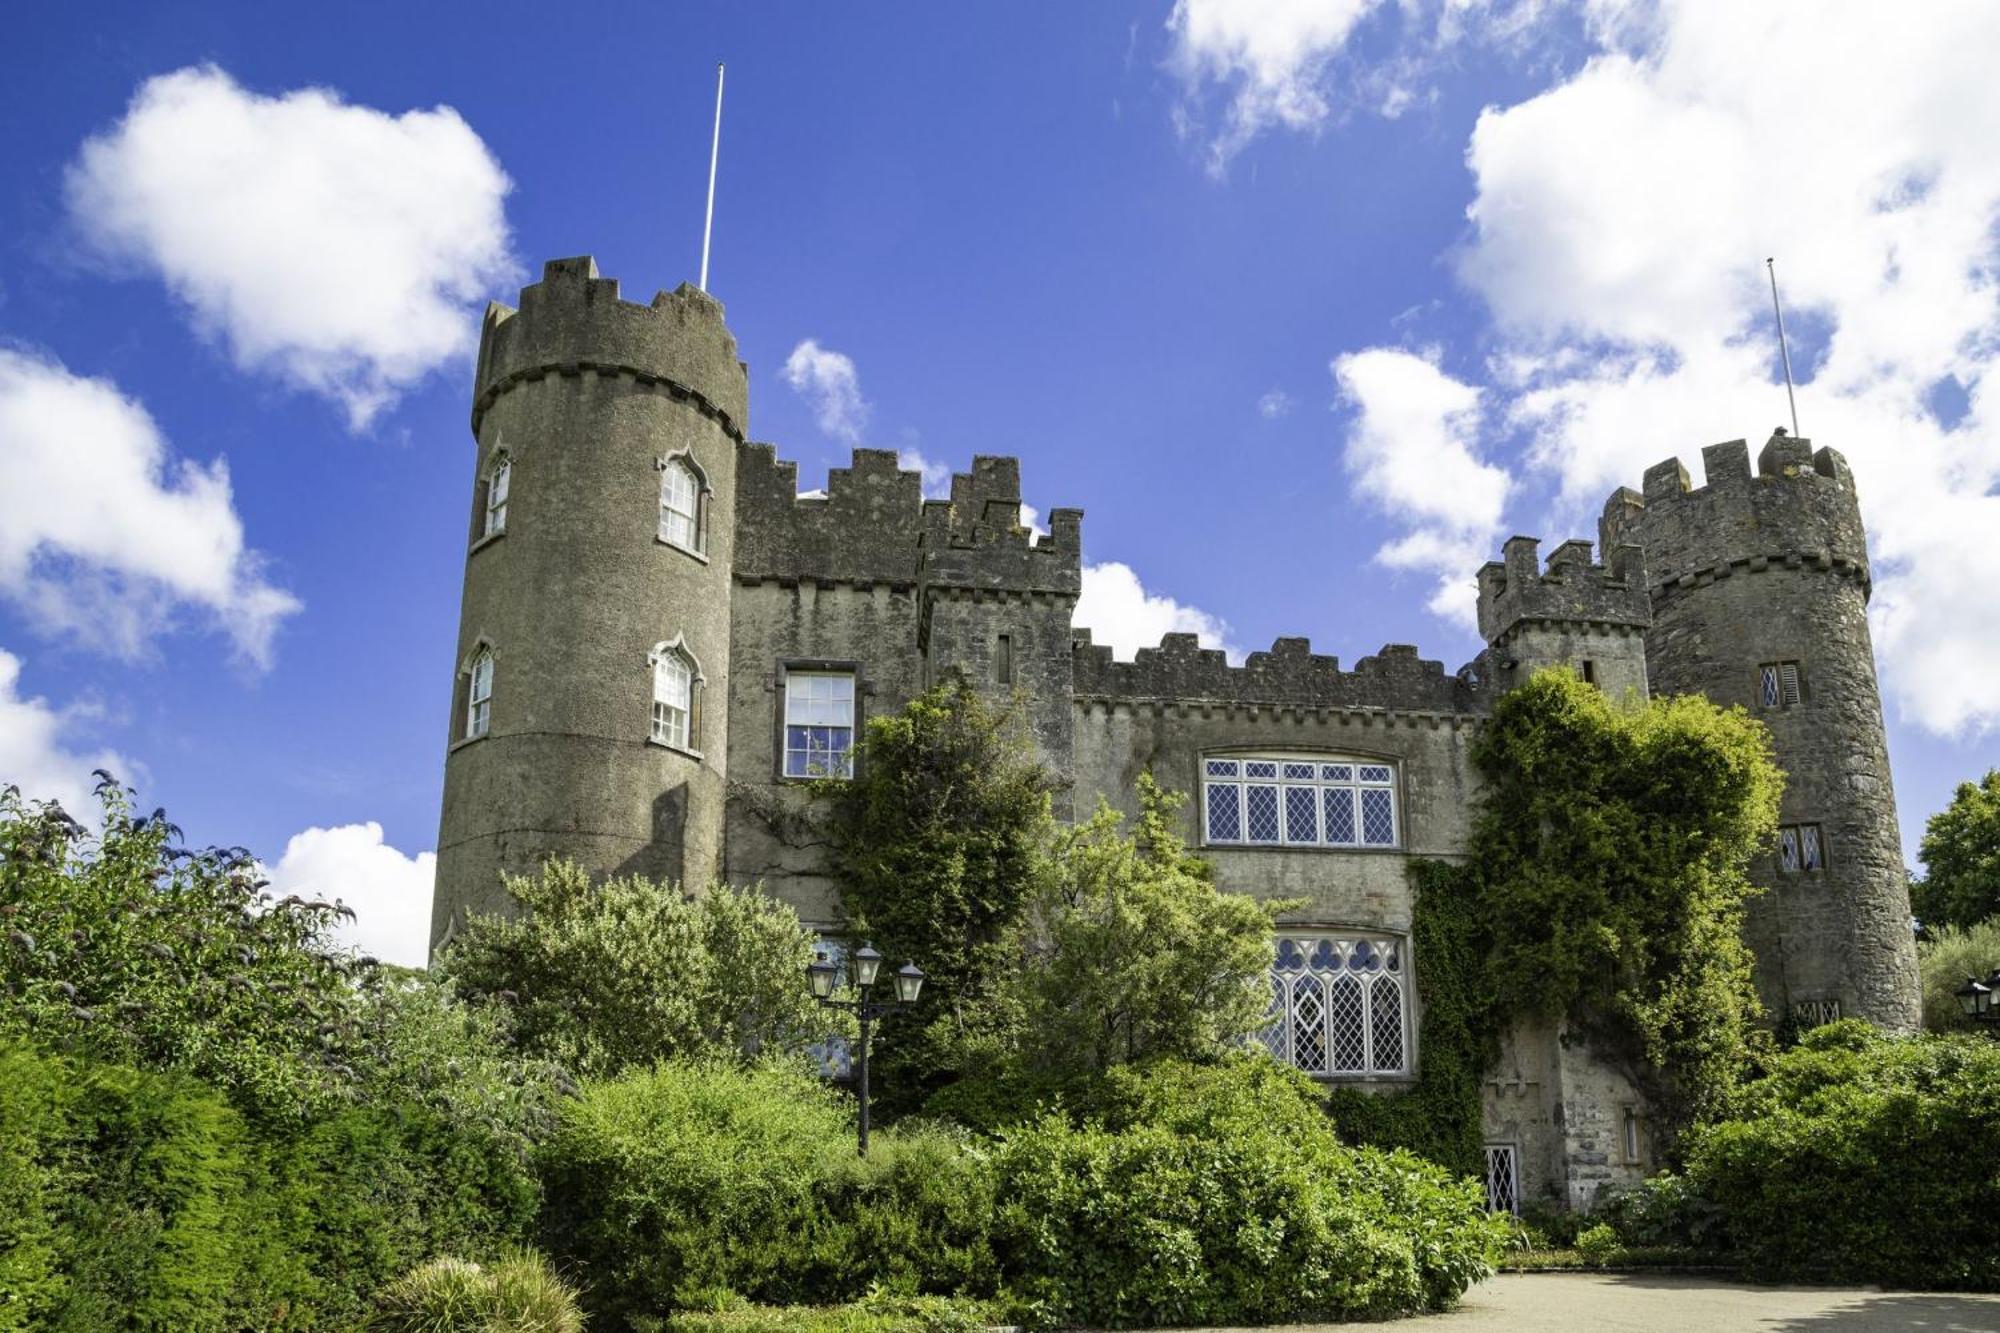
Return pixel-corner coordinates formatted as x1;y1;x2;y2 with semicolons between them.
658;1293;995;1333
1574;1224;1621;1268
0;1039;536;1330
538;1060;997;1326
986;1056;1498;1327
1597;1172;1722;1252
372;1250;585;1332
1684;1020;2000;1287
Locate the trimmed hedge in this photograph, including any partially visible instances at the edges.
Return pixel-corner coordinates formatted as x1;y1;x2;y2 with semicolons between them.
1684;1021;2000;1288
0;1041;535;1330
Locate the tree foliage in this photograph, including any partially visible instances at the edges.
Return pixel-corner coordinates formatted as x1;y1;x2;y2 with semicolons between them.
1912;768;2000;932
1467;670;1780;1136
996;776;1282;1076
440;861;822;1080
1916;915;2000;1033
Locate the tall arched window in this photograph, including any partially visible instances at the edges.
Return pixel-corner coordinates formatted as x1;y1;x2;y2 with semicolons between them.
650;639;702;752
1254;933;1409;1077
466;650;494;740
483;456;511;538
658;455;703;554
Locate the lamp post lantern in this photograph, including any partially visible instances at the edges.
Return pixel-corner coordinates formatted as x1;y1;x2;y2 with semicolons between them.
1955;969;2000;1027
807;943;925;1155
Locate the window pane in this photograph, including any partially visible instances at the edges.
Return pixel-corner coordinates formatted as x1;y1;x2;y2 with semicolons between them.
1320;764;1352;782
1778;827;1801;872
1205;759;1240;778
1205;784;1241;842
1282;762;1317;781
1800;824;1822;870
1369;975;1405;1072
1358;765;1392;784
1292;975;1329;1073
1327;974;1365;1072
1284;786;1318;842
660;460;699;550
1245;761;1278;779
1760;665;1780;707
1244;785;1280;842
1324;788;1357;844
1360;788;1396;845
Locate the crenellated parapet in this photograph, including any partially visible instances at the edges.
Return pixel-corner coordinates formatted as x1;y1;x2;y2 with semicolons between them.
1475;535;1650;647
734;445;928;584
919;455;1081;598
472;256;748;438
1071;633;1476;715
1598;432;1870;605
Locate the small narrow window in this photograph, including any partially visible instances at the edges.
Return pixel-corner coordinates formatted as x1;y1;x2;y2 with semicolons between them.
466;651;493;740
1622;1109;1643;1165
659;456;702;553
652;650;694;750
1760;660;1803;708
1799;823;1823;871
996;633;1014;686
784;671;856;778
484;457;510;538
1484;1144;1520;1216
1580;659;1597;686
1776;823;1824;873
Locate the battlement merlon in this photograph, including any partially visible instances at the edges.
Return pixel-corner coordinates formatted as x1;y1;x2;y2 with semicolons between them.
1597;431;1870;595
473;256;748;436
1475;535;1650;644
1071;632;1475;713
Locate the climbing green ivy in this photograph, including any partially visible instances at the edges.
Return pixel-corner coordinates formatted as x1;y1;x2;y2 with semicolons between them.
1331;669;1782;1166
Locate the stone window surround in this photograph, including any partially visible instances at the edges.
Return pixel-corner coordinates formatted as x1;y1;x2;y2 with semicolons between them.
1257;927;1415;1082
1776;821;1826;873
648;634;705;758
1199;749;1406;852
772;658;869;782
656;449;712;563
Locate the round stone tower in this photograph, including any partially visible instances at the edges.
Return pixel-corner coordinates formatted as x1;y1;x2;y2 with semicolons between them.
1600;431;1919;1032
430;257;745;950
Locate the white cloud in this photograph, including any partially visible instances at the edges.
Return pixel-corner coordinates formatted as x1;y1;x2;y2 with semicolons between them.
1167;0;1384;172
1456;1;2000;735
782;338;870;444
1019;504;1049;545
1075;561;1242;662
0;648;133;816
1335;348;1510;627
0;350;298;664
66;65;515;429
897;446;952;500
265;822;436;968
1257;388;1295;419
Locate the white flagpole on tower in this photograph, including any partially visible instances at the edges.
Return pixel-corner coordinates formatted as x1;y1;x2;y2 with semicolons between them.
1767;257;1800;438
700;63;725;293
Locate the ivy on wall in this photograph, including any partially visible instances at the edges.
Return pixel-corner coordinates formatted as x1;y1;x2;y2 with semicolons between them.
1330;669;1783;1167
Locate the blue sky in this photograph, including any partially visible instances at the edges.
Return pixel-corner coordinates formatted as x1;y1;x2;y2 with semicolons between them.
3;2;1996;963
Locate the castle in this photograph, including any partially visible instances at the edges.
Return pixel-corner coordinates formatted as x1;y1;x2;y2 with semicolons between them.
431;257;1921;1210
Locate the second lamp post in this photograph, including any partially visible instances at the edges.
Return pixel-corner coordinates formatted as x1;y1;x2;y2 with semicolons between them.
808;943;924;1155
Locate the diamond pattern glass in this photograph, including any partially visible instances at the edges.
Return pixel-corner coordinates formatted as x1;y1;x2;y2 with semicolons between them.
1778;827;1801;872
1323;788;1356;844
1205;784;1240;842
1282;762;1317;780
1205;759;1240;778
1292;975;1328;1073
1245;785;1280;842
1800;824;1822;870
1320;764;1352;781
1327;975;1366;1072
1284;786;1318;842
1245;761;1278;779
1484;1145;1519;1215
1369;974;1405;1071
1255;975;1286;1060
1361;788;1395;845
1760;664;1781;707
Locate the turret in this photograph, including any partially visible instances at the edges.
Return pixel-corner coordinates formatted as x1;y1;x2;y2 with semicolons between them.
1600;432;1918;1032
431;257;745;950
1475;535;1651;698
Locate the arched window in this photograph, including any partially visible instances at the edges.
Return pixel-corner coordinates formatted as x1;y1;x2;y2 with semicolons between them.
1255;933;1409;1077
483;456;511;538
650;639;703;752
658;455;704;554
466;649;494;740
1200;756;1399;849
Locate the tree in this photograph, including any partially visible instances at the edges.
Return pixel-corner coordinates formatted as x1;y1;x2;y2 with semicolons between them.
438;860;822;1079
1468;669;1782;1137
1916;916;2000;1033
998;775;1284;1075
1912;769;2000;932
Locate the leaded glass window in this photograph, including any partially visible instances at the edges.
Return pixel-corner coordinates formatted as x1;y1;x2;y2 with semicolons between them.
659;456;701;552
1484;1144;1520;1215
1261;932;1408;1077
1202;755;1399;848
784;671;856;778
652;647;695;750
1759;660;1802;708
466;650;493;740
1777;823;1824;873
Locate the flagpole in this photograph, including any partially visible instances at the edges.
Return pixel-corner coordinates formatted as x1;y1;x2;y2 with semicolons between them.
700;62;725;293
1766;257;1799;438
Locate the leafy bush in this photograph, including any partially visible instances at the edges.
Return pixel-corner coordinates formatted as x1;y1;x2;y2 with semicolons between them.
0;782;381;1120
538;1059;997;1326
987;1055;1498;1327
372;1250;585;1332
1596;1172;1723;1252
441;864;822;1079
1916;916;2000;1033
0;1039;537;1330
1573;1224;1621;1268
658;1293;996;1333
1684;1020;2000;1287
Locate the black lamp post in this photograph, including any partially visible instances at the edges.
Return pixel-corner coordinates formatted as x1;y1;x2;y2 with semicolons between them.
1955;968;2000;1028
807;943;925;1155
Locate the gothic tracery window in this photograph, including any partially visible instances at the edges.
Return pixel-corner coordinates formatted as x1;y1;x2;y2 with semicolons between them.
1255;932;1409;1077
650;640;701;752
659;455;703;554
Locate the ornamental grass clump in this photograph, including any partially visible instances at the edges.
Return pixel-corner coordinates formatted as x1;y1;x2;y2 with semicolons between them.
373;1249;586;1332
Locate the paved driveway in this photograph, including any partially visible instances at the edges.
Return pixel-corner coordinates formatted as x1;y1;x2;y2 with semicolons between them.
1271;1273;2000;1331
